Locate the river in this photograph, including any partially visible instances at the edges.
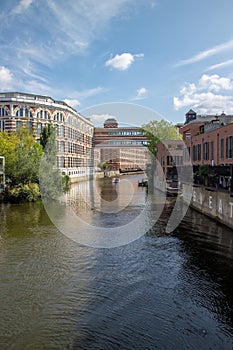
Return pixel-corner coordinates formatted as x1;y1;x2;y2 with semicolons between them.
0;175;233;349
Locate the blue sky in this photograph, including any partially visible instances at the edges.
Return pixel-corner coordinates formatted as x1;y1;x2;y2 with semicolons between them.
1;0;233;126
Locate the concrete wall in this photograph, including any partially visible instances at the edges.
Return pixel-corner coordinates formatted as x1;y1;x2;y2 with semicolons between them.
183;183;233;229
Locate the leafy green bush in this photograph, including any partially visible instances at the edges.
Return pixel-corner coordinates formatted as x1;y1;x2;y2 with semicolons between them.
4;183;40;203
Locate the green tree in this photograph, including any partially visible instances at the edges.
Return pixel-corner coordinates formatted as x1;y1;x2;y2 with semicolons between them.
0;131;19;180
40;124;55;150
141;119;182;156
98;162;108;170
39;125;63;199
12;128;43;185
0;128;43;186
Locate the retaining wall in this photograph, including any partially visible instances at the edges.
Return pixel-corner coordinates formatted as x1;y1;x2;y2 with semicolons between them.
183;183;233;229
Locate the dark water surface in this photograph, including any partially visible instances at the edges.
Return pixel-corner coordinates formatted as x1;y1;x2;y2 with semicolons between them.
0;176;233;349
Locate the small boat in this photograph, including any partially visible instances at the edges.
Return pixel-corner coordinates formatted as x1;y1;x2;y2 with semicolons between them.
166;181;181;196
112;177;120;183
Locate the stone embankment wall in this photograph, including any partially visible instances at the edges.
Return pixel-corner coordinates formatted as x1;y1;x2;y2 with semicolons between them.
70;170;120;183
183;183;233;229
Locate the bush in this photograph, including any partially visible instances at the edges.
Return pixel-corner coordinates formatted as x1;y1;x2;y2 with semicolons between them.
4;183;40;203
62;175;71;192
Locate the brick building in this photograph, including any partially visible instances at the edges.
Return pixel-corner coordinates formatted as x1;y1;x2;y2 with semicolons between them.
0;92;94;179
156;140;183;180
180;109;233;166
94;118;149;172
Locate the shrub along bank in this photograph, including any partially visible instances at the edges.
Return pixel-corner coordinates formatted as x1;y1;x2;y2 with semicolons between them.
0;125;70;203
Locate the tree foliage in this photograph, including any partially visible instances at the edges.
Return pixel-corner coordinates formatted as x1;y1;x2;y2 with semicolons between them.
98;162;108;170
39;126;62;200
40;124;55;150
141;119;182;156
0;128;43;186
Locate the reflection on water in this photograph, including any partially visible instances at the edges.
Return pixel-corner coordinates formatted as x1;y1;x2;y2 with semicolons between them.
0;175;233;349
44;174;166;248
64;175;148;220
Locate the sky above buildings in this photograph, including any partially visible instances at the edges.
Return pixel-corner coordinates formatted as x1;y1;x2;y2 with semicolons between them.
1;0;233;126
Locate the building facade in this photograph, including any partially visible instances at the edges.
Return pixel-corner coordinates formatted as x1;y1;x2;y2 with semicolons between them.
94;118;149;172
0;92;94;179
180;109;233;166
156;140;183;180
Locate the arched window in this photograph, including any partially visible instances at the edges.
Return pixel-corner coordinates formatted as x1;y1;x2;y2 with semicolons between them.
16;108;24;117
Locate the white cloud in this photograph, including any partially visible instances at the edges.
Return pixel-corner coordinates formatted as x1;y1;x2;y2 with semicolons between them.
1;1;150;71
64;99;81;108
132;87;148;100
173;74;233;113
175;39;233;67
12;0;34;14
137;87;147;97
199;74;233;91
206;59;233;71
105;53;144;71
87;114;117;126
0;66;14;90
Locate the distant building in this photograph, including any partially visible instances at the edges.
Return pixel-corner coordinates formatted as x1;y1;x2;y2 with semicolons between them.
94;118;149;172
0;92;94;179
156;140;183;180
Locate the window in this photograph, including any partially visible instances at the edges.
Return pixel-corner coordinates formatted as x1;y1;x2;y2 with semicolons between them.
37;111;44;119
60;156;65;168
37;122;42;135
226;136;233;158
167;156;173;166
16;120;22;130
54;124;58;136
210;141;214;161
25;109;29;117
60;141;65;153
192;145;196;161
0;120;5;130
220;138;224;159
203;142;209;160
0;108;5;116
16;108;24;117
60;125;64;138
28;121;33;132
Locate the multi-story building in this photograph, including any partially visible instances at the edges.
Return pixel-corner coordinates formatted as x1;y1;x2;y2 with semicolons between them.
180;109;233;166
156;140;183;180
0;92;94;180
94;118;149;172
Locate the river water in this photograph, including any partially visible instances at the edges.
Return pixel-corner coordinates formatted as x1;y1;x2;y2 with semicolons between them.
0;175;233;349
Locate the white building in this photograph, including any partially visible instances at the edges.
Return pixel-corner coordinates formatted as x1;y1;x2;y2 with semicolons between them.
0;92;94;181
